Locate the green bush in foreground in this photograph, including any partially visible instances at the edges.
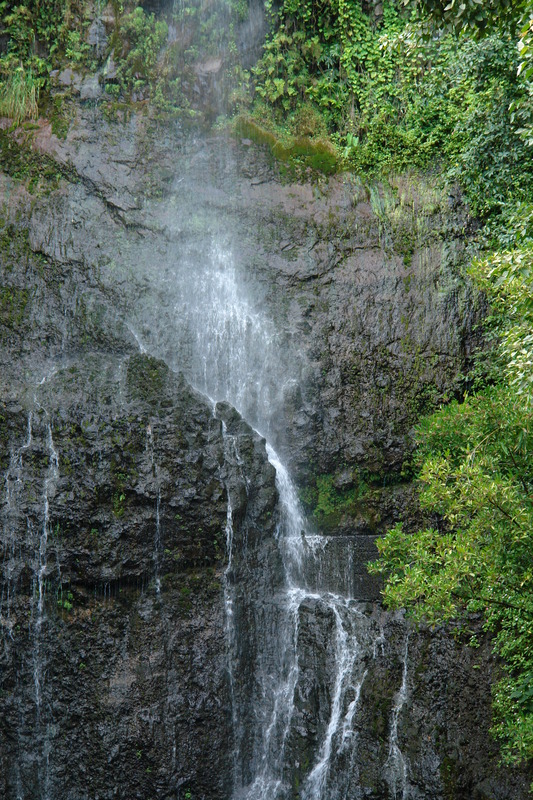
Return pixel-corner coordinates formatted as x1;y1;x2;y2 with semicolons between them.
370;207;533;766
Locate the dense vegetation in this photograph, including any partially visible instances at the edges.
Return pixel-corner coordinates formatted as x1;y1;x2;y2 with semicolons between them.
0;0;246;124
0;0;89;122
248;0;532;207
370;221;533;767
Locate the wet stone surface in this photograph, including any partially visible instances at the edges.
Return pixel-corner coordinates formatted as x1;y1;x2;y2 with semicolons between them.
0;96;531;799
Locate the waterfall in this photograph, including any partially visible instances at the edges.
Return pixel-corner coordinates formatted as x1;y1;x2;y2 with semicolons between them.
166;242;284;438
143;236;412;799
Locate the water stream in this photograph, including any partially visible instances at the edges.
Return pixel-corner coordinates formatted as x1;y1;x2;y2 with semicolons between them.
28;418;59;800
386;635;411;800
147;235;412;799
33;424;59;715
218;421;248;791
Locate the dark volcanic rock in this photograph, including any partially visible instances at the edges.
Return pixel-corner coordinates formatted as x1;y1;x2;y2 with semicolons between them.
11;112;481;498
0;352;278;800
0;79;530;799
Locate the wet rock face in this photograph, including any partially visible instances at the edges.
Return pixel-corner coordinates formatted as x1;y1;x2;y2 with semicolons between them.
10;110;481;496
353;615;532;800
0;98;531;798
283;608;532;800
3;117;477;569
226;165;480;484
0;352;278;799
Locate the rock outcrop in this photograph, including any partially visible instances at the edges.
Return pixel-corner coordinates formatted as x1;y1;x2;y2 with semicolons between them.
0;348;277;799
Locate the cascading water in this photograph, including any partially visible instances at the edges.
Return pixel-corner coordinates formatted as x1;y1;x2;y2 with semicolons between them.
33;423;59;716
137;235;412;799
218;420;248;791
23;415;59;800
169;243;283;437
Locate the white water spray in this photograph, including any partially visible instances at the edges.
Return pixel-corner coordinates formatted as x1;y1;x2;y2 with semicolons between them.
125;233;411;799
150;236;409;800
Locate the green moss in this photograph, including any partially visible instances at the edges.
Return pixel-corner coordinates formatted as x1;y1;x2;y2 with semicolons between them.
314;474;358;522
390;339;457;434
48;94;74;139
112;490;126;518
440;755;458;800
301;470;384;530
234;115;339;176
126;354;170;405
0;129;75;193
392;220;417;267
368;174;447;262
0;222;28;260
0;286;29;328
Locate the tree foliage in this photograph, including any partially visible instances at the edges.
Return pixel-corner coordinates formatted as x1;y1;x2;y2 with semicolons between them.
472;218;533;398
251;1;533;207
406;0;533;144
404;0;530;36
370;207;533;766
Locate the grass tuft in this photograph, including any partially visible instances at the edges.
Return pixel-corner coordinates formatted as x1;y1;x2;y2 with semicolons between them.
0;64;39;126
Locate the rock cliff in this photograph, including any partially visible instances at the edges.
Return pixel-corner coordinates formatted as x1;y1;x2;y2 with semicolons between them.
0;48;531;800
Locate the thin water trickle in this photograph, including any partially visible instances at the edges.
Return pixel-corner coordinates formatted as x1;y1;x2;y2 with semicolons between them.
33;423;59;716
26;419;60;800
219;420;243;789
146;424;162;594
128;324;147;354
340;667;368;752
1;413;33;640
154;490;162;594
386;634;411;800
